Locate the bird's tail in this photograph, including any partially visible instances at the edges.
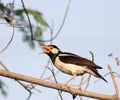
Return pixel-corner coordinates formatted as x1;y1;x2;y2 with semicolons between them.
95;71;108;83
87;67;108;83
98;74;108;83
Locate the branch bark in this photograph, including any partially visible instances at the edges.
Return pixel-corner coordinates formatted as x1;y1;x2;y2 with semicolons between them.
108;65;119;100
0;69;119;100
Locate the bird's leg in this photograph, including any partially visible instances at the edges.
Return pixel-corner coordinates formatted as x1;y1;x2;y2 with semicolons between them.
64;73;77;86
78;75;84;90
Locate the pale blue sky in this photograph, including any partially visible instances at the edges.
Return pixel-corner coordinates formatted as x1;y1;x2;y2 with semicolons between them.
0;0;120;100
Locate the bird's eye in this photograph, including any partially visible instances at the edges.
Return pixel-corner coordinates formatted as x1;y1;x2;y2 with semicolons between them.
50;47;53;50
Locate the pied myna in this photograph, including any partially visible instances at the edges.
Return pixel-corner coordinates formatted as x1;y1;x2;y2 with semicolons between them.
40;45;107;85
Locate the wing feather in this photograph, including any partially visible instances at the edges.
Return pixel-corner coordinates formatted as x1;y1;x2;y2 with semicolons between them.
59;52;102;69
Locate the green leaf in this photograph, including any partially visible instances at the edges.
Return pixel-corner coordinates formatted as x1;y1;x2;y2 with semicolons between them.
15;9;24;16
26;9;49;27
0;3;48;49
0;4;5;11
34;27;42;38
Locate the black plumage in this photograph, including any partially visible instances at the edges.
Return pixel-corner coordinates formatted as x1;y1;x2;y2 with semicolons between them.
58;52;102;69
40;45;107;83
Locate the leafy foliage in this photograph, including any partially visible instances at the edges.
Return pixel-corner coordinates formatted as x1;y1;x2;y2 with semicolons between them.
0;4;5;11
0;80;7;97
0;3;49;49
0;1;49;97
27;9;49;27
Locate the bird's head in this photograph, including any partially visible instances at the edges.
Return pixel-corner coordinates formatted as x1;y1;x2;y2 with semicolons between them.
40;45;61;55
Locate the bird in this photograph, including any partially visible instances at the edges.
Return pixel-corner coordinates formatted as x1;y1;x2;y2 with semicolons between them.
40;45;107;86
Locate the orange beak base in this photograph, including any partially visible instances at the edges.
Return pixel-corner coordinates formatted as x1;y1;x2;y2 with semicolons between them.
40;46;51;54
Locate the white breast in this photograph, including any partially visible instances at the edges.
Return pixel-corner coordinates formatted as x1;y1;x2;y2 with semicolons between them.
54;57;87;76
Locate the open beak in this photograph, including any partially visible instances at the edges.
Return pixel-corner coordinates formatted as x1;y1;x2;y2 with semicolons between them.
40;46;51;54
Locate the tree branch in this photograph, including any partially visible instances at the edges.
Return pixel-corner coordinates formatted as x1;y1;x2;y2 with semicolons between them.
0;21;15;54
20;0;71;42
108;64;119;100
0;69;119;100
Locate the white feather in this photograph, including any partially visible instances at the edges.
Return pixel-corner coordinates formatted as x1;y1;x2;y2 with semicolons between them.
51;48;59;54
54;56;96;76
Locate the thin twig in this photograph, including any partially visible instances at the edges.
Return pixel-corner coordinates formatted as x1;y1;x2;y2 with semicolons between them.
104;72;120;78
40;60;50;79
84;75;91;90
25;60;51;94
48;67;63;100
0;61;9;71
21;0;71;42
47;67;58;83
43;71;59;81
16;80;33;100
20;0;33;40
0;61;40;100
108;64;119;99
95;71;120;83
89;51;94;62
108;53;120;66
2;3;9;16
0;23;15;54
83;51;94;89
49;0;71;41
82;51;94;90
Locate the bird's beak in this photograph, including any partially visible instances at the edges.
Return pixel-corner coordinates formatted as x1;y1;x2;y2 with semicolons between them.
39;46;51;54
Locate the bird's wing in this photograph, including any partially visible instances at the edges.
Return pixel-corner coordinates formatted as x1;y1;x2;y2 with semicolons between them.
58;52;102;69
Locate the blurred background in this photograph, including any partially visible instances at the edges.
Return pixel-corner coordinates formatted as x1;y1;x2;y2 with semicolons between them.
0;0;120;100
